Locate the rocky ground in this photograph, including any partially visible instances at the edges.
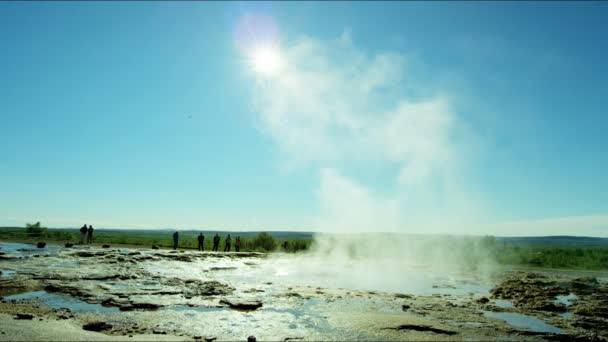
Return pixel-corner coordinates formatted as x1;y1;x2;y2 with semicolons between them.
0;242;607;341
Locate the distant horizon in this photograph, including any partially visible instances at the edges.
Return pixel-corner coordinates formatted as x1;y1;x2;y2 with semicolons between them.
2;225;608;239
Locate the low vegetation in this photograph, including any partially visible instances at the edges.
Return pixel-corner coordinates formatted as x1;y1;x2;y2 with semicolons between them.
0;224;606;270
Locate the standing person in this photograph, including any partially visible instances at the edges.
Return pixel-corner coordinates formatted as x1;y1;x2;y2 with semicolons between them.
172;231;179;250
79;224;88;244
87;225;94;244
235;236;241;252
197;232;205;251
224;234;231;252
212;233;220;251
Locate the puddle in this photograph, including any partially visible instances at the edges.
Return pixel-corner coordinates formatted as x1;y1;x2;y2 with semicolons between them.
554;293;577;306
4;291;119;313
0;270;16;277
0;242;62;257
492;299;514;308
483;311;564;334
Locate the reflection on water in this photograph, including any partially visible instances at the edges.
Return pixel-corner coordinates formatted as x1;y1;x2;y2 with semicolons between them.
483;311;564;334
554;293;577;306
0;242;62;256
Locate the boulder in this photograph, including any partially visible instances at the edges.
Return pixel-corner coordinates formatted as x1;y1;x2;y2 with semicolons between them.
64;243;74;248
102;245;111;248
152;245;159;249
36;242;46;248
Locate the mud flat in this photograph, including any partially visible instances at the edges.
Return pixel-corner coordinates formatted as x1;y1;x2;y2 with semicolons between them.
0;242;607;341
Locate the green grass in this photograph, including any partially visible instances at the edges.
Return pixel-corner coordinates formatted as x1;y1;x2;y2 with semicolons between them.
1;226;607;270
493;244;608;270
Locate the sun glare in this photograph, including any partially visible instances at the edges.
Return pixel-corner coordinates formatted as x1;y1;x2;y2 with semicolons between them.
250;46;283;77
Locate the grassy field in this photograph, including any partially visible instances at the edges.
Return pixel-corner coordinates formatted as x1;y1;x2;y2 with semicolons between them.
1;225;607;270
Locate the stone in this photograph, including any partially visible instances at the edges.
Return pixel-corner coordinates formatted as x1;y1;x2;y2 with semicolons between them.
102;244;111;248
152;245;159;249
83;321;113;331
476;297;490;304
248;336;257;342
220;299;263;311
36;242;46;248
15;313;34;320
64;243;74;248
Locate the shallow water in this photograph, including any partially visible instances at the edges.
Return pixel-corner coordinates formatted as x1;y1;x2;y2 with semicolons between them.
492;299;514;308
143;255;494;296
483;311;564;334
0;269;16;277
0;242;62;256
4;290;119;313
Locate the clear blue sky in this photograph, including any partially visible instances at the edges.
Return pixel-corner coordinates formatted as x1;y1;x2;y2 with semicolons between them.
1;2;607;236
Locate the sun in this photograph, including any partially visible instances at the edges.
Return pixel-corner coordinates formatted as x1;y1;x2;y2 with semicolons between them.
250;45;283;77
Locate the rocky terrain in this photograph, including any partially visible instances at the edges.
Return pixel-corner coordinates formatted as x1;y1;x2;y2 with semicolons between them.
0;242;607;341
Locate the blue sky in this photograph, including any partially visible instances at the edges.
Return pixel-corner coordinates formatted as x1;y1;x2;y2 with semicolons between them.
1;2;607;236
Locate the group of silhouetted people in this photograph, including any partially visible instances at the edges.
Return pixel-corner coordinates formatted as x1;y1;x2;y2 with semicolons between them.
172;231;241;252
79;224;94;244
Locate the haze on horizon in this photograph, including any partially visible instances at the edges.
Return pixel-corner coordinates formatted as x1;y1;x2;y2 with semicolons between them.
1;2;607;237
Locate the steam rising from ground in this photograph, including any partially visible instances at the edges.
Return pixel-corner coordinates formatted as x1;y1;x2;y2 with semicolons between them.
248;29;495;290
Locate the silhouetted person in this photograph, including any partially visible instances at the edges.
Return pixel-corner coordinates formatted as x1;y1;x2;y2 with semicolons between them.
87;225;94;244
235;236;241;252
173;231;179;250
224;234;231;252
198;232;205;251
212;233;220;251
79;224;88;244
283;241;289;252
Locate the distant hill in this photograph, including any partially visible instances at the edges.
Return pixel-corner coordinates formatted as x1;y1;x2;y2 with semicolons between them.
497;236;608;247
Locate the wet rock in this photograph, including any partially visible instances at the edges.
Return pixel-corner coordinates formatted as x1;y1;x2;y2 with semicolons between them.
219;298;263;311
102;244;111;248
401;304;410;311
152;329;167;334
384;324;457;335
36;242;46;248
205;337;217;342
64;243;74;248
119;302;162;311
244;288;265;293
247;336;256;342
476;297;490;304
83;321;113;332
15;313;34;320
152;245;159;249
394;293;413;299
76;251;96;257
209;266;237;271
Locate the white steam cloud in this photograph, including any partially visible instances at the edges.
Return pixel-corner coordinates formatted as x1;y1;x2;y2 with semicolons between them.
250;30;480;234
245;29;497;291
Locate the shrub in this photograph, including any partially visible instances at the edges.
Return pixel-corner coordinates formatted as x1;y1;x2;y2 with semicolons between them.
251;232;277;252
25;222;47;237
